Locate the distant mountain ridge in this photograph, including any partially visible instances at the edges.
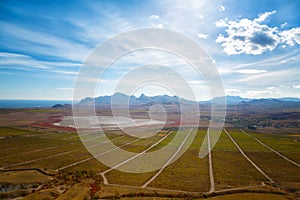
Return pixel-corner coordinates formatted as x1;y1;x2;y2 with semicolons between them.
79;92;183;106
78;93;300;107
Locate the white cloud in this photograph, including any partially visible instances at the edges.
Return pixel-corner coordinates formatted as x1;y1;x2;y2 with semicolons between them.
149;14;164;28
197;33;209;39
51;70;78;75
156;23;164;28
215;18;228;27
56;87;75;91
236;69;267;74
268;86;276;90
216;11;280;55
280;27;300;46
281;22;288;28
149;15;160;20
216;10;300;55
225;88;240;95
293;84;300;89
217;67;233;75
243;90;273;98
233;85;300;99
254;10;276;22
219;5;225;11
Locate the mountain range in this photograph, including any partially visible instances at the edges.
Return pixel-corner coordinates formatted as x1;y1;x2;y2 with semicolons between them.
78;93;300;108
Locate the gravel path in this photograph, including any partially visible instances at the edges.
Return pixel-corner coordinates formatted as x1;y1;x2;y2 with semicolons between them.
207;128;215;192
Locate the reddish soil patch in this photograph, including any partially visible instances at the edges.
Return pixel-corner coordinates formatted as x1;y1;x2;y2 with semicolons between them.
29;115;76;132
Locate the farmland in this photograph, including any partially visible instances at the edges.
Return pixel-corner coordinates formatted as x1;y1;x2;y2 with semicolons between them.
0;109;299;199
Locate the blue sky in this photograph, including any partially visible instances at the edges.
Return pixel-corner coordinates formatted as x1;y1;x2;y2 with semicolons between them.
0;0;300;100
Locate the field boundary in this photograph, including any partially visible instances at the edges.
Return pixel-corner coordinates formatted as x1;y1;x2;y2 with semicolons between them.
0;167;56;176
240;129;300;167
223;129;275;183
104;182;200;194
100;182;289;199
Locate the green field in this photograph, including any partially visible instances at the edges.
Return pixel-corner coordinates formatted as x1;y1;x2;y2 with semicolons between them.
0;126;299;199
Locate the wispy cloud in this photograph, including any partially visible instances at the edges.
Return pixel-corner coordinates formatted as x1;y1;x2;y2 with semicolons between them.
51;70;78;75
0;21;91;62
0;52;80;76
236;49;300;68
56;87;75;91
66;3;134;43
0;52;50;70
237;68;299;84
236;69;267;74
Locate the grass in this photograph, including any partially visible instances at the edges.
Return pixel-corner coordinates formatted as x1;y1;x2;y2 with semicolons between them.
242;129;300;163
106;170;156;186
212;131;266;190
147;129;210;192
104;131;176;186
0;170;50;184
17;150;92;170
229;129;300;186
17;136;137;171
0;126;299;199
0;142;84;168
62;158;110;173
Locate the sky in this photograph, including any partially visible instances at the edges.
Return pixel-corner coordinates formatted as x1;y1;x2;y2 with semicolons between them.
0;0;300;100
